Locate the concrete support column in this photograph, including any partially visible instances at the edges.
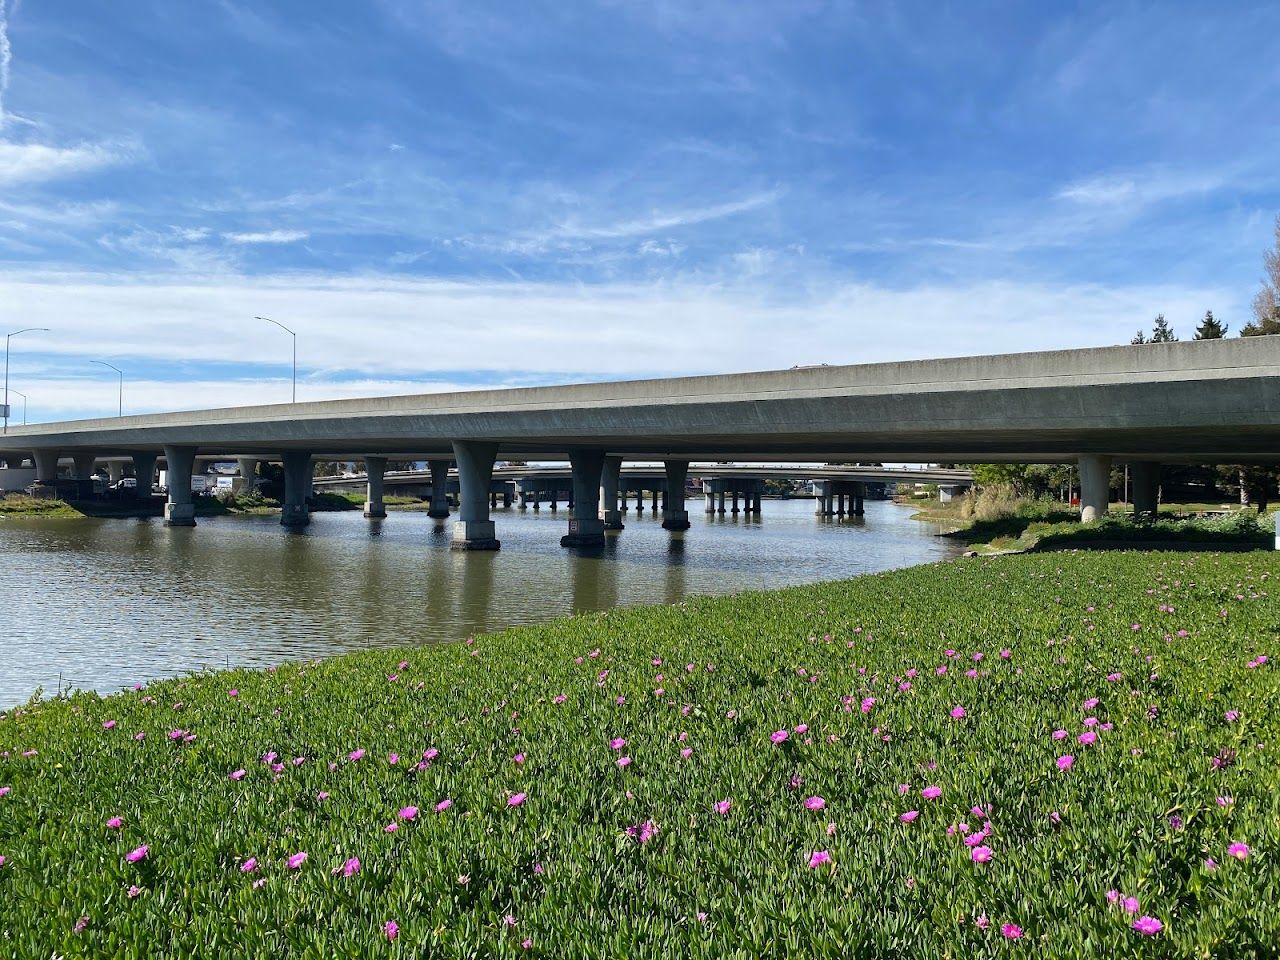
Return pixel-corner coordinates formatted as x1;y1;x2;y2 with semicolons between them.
704;485;716;514
107;461;124;485
533;489;541;511
1078;455;1112;522
753;492;762;514
503;487;512;508
561;449;606;548
717;490;725;514
635;488;644;513
853;482;865;516
364;456;387;518
303;468;314;505
1129;462;1160;519
451;441;501;550
237;458;258;493
132;452;157;497
662;460;691;531
32;449;59;484
600;455;624;530
72;454;96;480
281;451;312;527
650;489;657;512
426;460;451;518
162;445;197;527
731;489;740;514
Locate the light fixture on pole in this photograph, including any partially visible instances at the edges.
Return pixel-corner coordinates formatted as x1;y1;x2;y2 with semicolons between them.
255;316;297;403
9;389;26;425
91;360;124;417
5;327;49;435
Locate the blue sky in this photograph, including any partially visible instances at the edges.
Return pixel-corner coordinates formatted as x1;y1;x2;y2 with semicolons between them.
1;0;1278;421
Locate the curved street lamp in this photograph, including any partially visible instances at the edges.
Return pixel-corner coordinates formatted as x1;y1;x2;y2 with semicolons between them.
5;327;50;435
255;316;296;403
91;360;124;417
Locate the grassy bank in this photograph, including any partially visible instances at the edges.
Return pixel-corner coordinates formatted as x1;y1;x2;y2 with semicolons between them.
0;490;426;520
909;494;1274;553
2;553;1278;957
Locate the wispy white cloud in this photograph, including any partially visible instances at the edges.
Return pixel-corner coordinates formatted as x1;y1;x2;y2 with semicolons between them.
221;229;309;244
0;140;135;184
551;190;781;241
0;0;11;127
1055;167;1229;209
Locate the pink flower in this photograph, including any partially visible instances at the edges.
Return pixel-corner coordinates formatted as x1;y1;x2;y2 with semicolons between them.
1204;858;1218;871
975;915;989;930
794;724;809;735
1225;710;1239;722
0;787;9;798
770;729;789;744
971;846;993;863
900;810;919;823
398;806;418;821
950;706;966;719
808;850;832;869
348;749;365;761
127;885;141;898
337;857;360;877
436;799;453;813
1057;755;1074;771
1122;897;1140;914
616;756;632;768
241;858;257;873
384;920;399;941
229;769;246;781
1001;923;1023;940
609;737;626;750
126;845;148;863
680;747;693;759
388;753;399;765
102;720;116;730
1106;890;1120;903
508;793;527;807
1052;729;1068;740
1077;731;1097;746
228;689;238;697
1228;842;1249;860
384;823;398;833
921;786;942;800
804;796;826;811
714;799;732;815
316;791;330;801
287;851;307;869
1083;697;1099;709
1131;916;1163;936
522;938;533;950
860;697;875;713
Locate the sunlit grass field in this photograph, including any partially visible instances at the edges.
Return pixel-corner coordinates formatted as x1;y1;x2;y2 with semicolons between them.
1;552;1277;957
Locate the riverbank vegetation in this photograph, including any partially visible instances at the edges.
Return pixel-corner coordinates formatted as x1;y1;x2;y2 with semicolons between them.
0;489;426;520
2;552;1277;956
910;488;1274;553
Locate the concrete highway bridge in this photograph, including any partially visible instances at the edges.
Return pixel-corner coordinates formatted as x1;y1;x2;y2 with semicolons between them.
313;463;974;519
1;338;1277;549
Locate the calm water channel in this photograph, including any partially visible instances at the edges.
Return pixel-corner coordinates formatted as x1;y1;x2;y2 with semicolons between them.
0;498;958;707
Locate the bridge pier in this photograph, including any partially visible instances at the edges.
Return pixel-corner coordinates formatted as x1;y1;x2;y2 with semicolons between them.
753;491;763;514
364;456;387;518
30;449;59;487
427;460;451;518
600;455;625;530
281;452;312;527
107;461;124;486
132;452;157;497
731;489;739;514
163;445;197;526
236;457;258;493
561;449;606;548
1130;462;1160;518
1078;454;1112;522
853;482;865;516
451;441;500;550
662;460;690;531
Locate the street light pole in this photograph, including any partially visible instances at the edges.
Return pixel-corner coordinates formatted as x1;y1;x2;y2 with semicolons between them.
255;316;296;403
5;327;50;435
91;360;124;417
9;389;26;424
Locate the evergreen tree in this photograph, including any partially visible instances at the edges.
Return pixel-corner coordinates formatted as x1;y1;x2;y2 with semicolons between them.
1193;311;1227;339
1149;314;1178;342
1130;329;1147;345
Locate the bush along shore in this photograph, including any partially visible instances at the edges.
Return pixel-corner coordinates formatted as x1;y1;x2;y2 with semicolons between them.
0;490;424;520
2;553;1278;957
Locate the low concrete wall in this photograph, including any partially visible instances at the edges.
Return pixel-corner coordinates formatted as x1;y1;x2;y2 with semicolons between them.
0;468;36;492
